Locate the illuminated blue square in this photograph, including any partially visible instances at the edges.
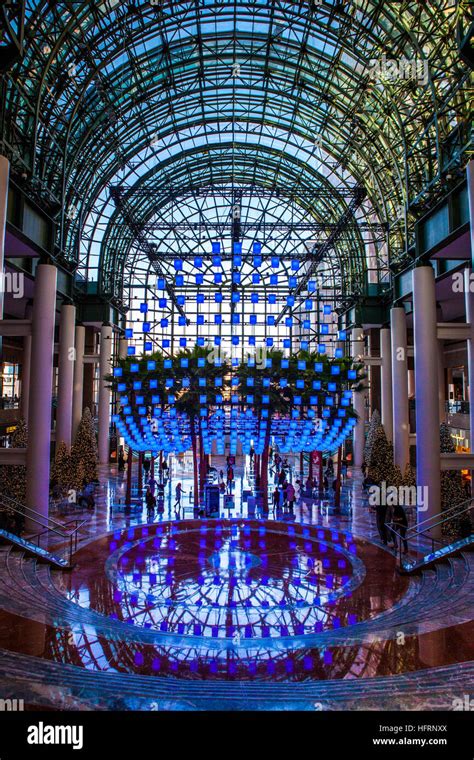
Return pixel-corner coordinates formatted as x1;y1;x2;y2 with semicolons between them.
232;336;239;345
180;338;187;347
199;395;207;404
214;336;221;345
179;316;186;326
280;378;288;388
160;319;168;328
250;314;257;325
249;336;256;345
164;359;172;369
232;292;240;303
215;314;222;324
298;361;306;370
338;330;347;340
281;359;289;369
335;348;343;358
180;359;189;368
233;242;242;254
324;304;332;315
305;300;313;310
271;257;279;268
287;296;295;307
157;278;165;290
174;259;183;270
253;242;261;254
140;303;148;313
289;276;297;288
315;362;323;372
318;344;326;353
149;379;157;389
197;314;204;325
253;256;262;267
196;293;204;303
251;293;259;304
147;361;156;371
212;242;220;254
266;337;274;347
246;395;254;404
234;255;242;267
215;292;223;303
308;281;316;292
131;363;139;372
291;260;300;270
283;339;291;349
296;379;304;389
268;294;276;304
198;358;205;367
163;340;170;348
267;316;275;326
348;369;357;380
197;337;205;346
113;367;122;377
199;378;206;387
177;295;185;306
214;273;222;284
125;328;133;338
331;365;341;375
232;314;240;324
233;273;241;284
286;317;293;327
320;324;329;335
194;256;203;268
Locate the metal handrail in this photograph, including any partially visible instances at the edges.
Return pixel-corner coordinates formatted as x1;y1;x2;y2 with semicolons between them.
0;495;87;565
0;492;69;532
405;496;474;537
385;501;474;569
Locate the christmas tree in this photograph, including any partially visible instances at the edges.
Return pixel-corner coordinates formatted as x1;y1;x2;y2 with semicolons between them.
71;408;99;488
367;423;397;485
51;441;73;493
439;423;469;538
0;418;28;504
364;409;381;465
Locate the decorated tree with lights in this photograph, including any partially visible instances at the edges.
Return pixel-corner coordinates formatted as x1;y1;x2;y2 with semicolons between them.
440;423;469;538
51;441;73;493
364;409;381;465
366;424;397;485
71;408;99;488
0;418;28;504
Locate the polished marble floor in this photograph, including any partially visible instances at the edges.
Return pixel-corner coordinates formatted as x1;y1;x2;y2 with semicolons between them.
0;456;473;710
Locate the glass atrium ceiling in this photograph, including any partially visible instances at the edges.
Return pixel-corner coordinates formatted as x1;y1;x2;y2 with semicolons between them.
1;1;471;331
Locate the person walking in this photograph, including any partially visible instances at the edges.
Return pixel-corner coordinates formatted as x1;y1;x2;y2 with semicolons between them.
174;482;184;511
286;482;296;512
272;487;279;511
118;447;125;472
392;504;408;553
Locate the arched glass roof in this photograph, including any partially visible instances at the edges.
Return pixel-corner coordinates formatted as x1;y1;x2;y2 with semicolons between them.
1;0;471;311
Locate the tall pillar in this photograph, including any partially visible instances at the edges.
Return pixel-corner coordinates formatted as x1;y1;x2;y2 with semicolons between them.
413;266;441;536
467;160;474;270
72;324;85;440
351;327;365;468
391;307;410;472
464;268;474;462
98;323;112;465
119;336;128;360
380;327;393;441
438;340;446;425
0;156;9;359
55;303;76;447
26;265;57;523
21;303;33;424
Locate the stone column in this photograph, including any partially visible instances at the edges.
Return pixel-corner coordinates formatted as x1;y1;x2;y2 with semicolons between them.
464;267;474;469
55;303;76;447
467;159;474;270
72;324;85;440
98;323;112;465
351;327;365;468
119;336;128;360
26;265;57;524
413;266;441;536
21;303;33;424
438;340;446;425
391;307;409;472
380;327;393;441
0;156;9;358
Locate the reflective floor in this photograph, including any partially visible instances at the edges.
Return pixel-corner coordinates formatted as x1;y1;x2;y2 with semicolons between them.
0;457;473;710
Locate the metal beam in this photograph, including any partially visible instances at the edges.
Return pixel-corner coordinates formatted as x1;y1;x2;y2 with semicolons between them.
110;187;188;322
274;185;367;325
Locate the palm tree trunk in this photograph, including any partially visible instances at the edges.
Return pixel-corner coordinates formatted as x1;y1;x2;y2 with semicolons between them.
260;417;271;512
191;425;199;508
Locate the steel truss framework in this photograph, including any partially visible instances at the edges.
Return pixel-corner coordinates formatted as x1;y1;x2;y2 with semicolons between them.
0;0;472;319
